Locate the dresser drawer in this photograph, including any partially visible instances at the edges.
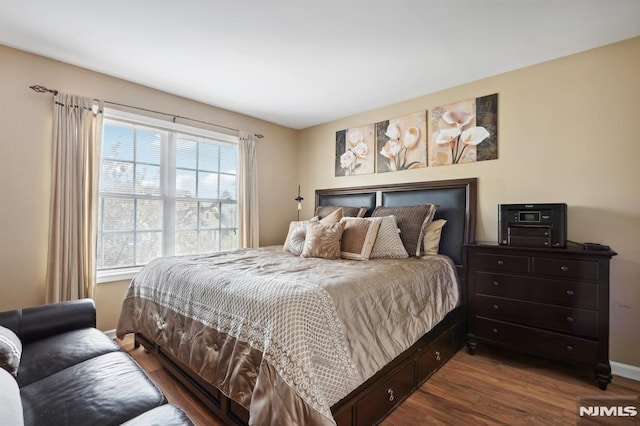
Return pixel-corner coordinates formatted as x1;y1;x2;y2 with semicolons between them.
532;257;599;281
475;295;598;338
356;361;414;426
475;253;530;273
475;272;599;309
416;329;454;383
475;317;598;364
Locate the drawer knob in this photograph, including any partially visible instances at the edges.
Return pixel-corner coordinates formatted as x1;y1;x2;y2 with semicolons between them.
566;316;574;322
560;266;569;272
497;260;504;265
493;304;499;310
387;388;395;402
566;345;573;351
435;351;441;361
566;290;574;296
492;281;499;287
492;328;498;334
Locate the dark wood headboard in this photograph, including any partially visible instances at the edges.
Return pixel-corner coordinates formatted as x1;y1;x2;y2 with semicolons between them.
315;178;477;268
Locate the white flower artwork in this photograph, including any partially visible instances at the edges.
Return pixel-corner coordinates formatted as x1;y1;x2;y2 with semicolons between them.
375;111;427;173
428;94;498;166
335;124;375;176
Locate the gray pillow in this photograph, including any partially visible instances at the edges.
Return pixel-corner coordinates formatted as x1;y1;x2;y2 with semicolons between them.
314;205;367;220
371;204;437;257
0;325;21;377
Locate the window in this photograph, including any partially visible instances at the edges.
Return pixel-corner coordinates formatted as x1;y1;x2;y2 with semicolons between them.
97;109;239;282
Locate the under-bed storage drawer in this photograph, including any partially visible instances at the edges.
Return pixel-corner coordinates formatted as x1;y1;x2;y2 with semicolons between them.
355;361;414;426
416;328;454;383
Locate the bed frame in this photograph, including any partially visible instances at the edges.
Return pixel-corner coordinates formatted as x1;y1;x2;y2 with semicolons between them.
135;177;477;425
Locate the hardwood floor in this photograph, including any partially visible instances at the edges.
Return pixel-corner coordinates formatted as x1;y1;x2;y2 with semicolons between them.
117;335;640;425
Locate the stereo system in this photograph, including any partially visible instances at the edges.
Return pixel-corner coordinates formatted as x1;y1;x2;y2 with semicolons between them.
499;203;567;248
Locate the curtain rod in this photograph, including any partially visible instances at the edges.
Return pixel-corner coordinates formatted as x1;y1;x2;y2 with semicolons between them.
29;85;264;139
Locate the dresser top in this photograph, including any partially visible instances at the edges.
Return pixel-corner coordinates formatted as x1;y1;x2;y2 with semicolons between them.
466;242;617;257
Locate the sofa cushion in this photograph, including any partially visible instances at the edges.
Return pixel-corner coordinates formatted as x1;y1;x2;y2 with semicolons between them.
121;404;194;426
17;327;119;387
21;351;166;426
0;368;23;426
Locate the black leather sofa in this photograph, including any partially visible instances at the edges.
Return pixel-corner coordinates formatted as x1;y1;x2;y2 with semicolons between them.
0;299;194;426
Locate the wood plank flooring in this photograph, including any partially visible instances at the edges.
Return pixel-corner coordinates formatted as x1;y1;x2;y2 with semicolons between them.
117;335;640;425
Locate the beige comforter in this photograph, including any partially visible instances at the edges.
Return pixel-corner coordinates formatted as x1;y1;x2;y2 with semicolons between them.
116;246;459;425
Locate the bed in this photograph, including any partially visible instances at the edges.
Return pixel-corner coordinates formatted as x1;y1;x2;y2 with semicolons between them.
116;177;477;425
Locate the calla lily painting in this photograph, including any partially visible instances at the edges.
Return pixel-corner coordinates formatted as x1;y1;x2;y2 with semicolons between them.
375;111;427;173
428;94;498;166
335;124;375;176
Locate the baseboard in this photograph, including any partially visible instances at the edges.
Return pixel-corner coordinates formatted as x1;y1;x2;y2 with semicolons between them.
611;361;640;382
105;329;117;340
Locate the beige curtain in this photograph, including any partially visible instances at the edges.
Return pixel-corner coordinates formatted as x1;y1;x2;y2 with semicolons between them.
45;94;103;303
238;131;259;248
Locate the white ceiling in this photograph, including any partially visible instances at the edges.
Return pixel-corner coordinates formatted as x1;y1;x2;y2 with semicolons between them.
1;1;639;129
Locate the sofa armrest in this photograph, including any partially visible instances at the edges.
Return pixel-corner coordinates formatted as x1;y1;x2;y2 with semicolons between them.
0;299;96;344
0;369;24;426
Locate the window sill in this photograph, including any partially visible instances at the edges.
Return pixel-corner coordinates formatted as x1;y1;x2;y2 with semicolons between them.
96;267;141;284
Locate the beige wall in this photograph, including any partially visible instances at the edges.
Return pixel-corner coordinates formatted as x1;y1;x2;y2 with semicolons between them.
298;37;640;367
0;45;299;330
1;38;638;366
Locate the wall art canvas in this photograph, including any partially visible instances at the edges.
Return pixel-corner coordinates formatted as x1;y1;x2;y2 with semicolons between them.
375;111;427;173
335;124;375;176
428;93;498;166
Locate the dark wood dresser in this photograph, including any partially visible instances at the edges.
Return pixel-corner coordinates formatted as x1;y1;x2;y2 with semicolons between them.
465;243;617;389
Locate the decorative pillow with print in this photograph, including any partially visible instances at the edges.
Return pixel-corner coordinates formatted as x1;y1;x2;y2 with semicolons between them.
283;208;344;255
300;221;345;260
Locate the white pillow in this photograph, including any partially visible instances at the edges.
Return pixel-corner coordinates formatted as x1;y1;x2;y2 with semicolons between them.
422;219;447;255
283;217;318;253
287;225;307;255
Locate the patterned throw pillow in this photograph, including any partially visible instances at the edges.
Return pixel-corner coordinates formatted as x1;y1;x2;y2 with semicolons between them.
369;215;409;259
300;221;345;259
0;325;21;377
283;209;344;255
340;217;383;261
423;219;447;255
371;204;437;257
